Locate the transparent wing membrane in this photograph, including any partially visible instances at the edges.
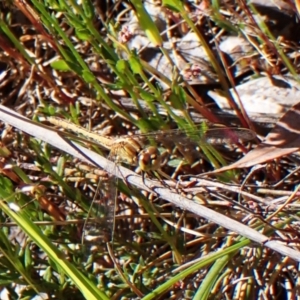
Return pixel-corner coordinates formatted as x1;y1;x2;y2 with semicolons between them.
82;182;115;250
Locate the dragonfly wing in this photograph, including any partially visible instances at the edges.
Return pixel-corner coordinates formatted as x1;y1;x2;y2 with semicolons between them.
202;127;256;144
128;125;255;146
83;174;115;245
130;126;255;169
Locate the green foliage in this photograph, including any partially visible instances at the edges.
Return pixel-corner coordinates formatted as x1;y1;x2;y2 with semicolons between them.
0;0;287;299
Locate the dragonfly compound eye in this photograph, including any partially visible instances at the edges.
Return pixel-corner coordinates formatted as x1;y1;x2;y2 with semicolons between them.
138;146;162;172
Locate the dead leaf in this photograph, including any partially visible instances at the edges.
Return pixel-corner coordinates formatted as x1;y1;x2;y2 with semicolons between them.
209;76;300;116
205;98;300;174
0;161;22;184
37;195;66;222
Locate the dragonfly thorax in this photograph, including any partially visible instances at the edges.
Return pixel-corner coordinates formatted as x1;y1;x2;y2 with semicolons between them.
110;137;143;165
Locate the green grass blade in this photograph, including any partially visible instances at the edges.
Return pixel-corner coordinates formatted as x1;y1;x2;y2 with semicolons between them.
0;199;109;300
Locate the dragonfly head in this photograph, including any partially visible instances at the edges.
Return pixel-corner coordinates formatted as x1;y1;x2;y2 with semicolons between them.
138;146;162;172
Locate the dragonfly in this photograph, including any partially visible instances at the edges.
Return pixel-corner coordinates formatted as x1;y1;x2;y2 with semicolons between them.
46;117;256;243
